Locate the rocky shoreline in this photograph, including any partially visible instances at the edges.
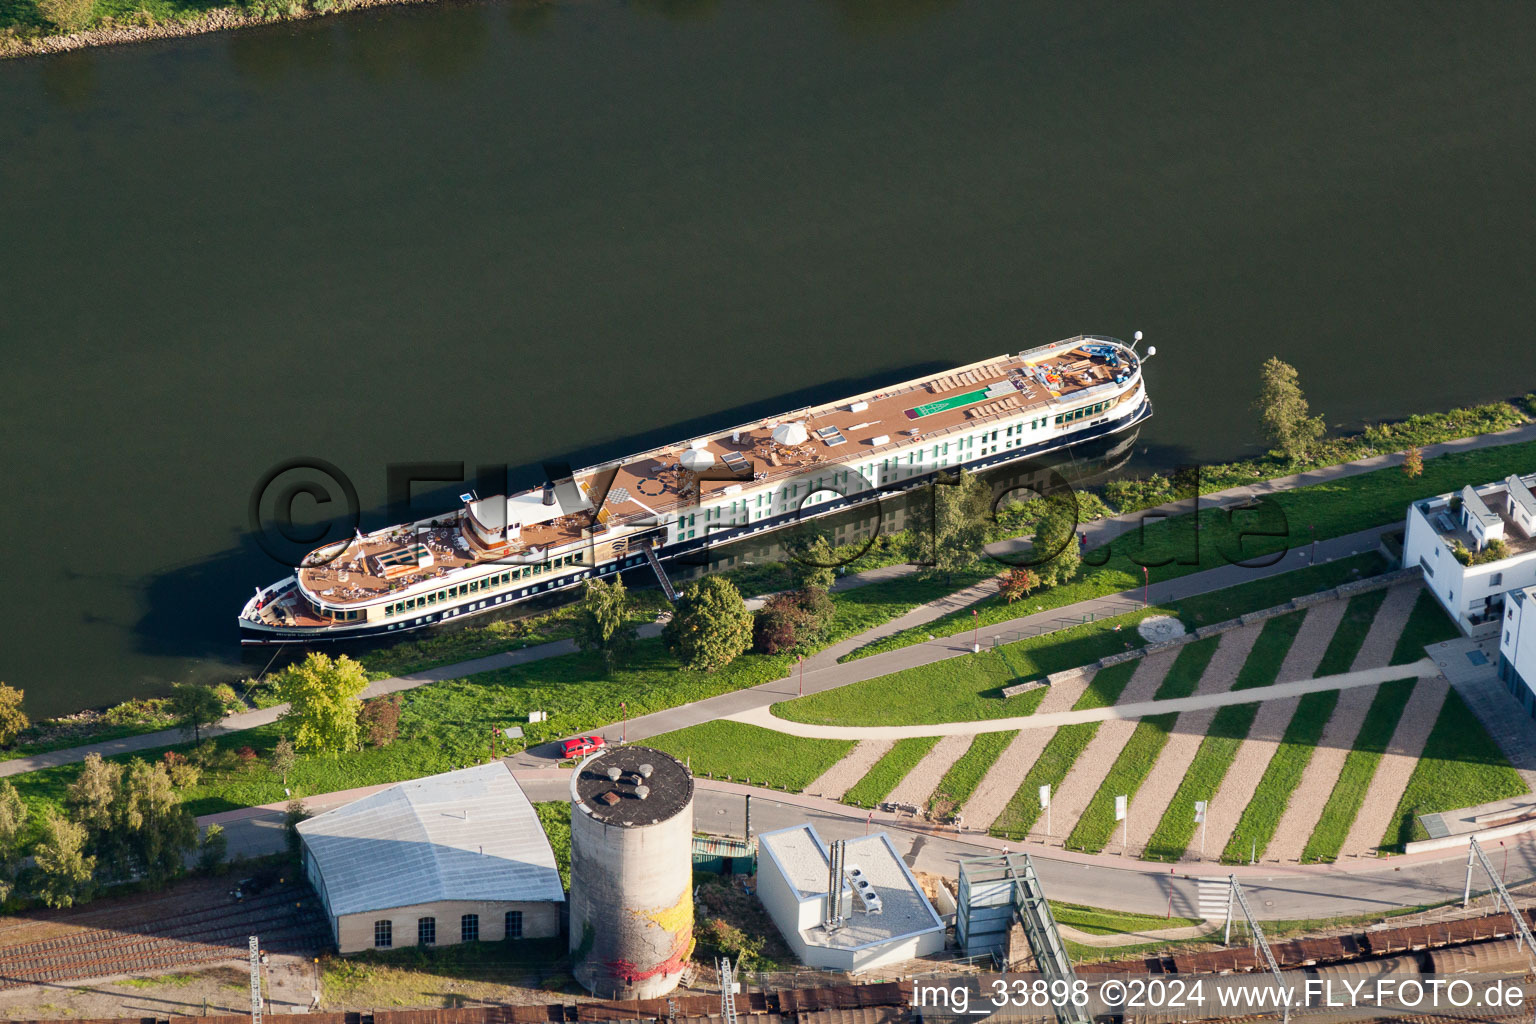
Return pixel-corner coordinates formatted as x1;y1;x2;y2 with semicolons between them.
1;0;443;59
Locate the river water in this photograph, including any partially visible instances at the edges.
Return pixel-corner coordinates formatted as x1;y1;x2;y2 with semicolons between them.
2;1;1534;715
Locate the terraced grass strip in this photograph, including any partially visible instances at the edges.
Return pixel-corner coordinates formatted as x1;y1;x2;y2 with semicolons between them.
1220;689;1339;862
928;730;1018;817
841;736;941;807
990;661;1139;837
1151;636;1222;700
1390;588;1462;666
1379;690;1528;851
1231;612;1306;690
1136;614;1305;861
1300;678;1417;863
1067;713;1178;853
646;721;854;792
1144;702;1258;862
1315;591;1388;676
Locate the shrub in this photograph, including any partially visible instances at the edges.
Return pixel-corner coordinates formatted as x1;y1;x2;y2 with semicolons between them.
753;588;834;655
358;694;401;747
101;698;173;728
0;685;28;748
37;0;94;30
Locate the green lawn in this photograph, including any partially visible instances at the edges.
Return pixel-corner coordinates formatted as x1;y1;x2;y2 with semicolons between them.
533;802;571;889
1379;690;1528;851
1314;590;1388;676
1390;589;1462;666
1300;678;1417;863
646;721;853;792
989;661;1138;838
841;737;939;808
928;730;1018;819
1050;901;1203;937
843;439;1536;662
1218;689;1339;863
777;558;1378;729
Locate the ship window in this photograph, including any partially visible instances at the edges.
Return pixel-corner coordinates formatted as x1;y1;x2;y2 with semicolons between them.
534;564;544;575
573;552;583;563
501;572;511;584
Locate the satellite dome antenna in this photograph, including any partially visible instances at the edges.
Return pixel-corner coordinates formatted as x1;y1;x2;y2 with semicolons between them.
1133;330;1144;347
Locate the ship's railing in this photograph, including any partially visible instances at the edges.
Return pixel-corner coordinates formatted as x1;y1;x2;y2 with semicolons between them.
603;375;1144;528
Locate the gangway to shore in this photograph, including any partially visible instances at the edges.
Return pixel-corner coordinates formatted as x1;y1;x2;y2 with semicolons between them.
644;543;679;602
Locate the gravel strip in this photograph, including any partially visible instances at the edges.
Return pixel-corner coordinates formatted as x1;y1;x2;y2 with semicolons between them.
1349;583;1423;671
1264;588;1424;862
960;668;1098;828
1197;601;1349;861
887;733;975;807
808;739;895;800
1124;626;1261;847
1046;649;1180;838
1198;695;1301;862
1277;598;1350;682
1338;675;1451;857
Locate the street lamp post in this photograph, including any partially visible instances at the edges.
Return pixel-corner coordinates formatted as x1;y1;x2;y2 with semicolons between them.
798;655;804;697
620;701;626;744
973;609;980;653
1310;524;1317;565
1143;565;1150;608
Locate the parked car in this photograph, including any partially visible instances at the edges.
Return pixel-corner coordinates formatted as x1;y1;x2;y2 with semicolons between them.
561;735;606;759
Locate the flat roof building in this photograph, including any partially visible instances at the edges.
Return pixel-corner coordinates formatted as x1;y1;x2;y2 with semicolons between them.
1403;471;1536;636
755;824;943;974
297;762;565;954
1499;586;1536;718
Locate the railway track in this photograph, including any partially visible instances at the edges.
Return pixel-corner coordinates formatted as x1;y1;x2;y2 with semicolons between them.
0;881;328;991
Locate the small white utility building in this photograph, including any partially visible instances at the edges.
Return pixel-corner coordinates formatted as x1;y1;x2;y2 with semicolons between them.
297;762;565;953
1403;472;1536;636
1499;586;1536;717
756;824;943;973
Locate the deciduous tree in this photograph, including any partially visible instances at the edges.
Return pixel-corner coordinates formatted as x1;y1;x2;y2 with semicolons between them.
1255;357;1326;461
0;782;26;901
663;576;753;672
1403;445;1424;478
908;470;991;582
169;683;225;743
273;652;368;755
1031;498;1081;587
358;695;401;747
33;812;95;909
787;534;838;592
198;823;228;873
0;684;28;748
284;798;311;863
574;577;638;672
753;588;836;655
271;736;297;785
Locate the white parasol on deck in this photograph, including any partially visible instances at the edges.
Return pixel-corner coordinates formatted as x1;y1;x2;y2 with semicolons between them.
680;448;716;472
772;422;809;446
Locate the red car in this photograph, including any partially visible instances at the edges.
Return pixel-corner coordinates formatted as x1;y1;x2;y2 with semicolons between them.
561;735;606;759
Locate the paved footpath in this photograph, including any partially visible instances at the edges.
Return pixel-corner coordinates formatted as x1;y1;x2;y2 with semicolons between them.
12;421;1532;781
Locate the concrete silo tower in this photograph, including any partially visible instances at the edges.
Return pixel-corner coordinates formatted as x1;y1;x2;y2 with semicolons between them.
568;745;695;1000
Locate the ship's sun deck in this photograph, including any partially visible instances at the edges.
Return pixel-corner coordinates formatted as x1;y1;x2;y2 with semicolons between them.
281;340;1139;611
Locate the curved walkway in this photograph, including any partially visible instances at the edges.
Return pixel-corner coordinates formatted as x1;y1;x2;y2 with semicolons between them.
11;420;1532;781
726;659;1442;740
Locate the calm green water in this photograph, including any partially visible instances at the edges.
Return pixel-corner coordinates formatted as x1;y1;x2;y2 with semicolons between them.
2;1;1535;716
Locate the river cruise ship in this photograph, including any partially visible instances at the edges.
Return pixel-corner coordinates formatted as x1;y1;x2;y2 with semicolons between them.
238;335;1153;644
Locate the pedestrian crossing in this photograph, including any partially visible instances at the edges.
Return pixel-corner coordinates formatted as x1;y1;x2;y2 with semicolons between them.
1196;876;1232;920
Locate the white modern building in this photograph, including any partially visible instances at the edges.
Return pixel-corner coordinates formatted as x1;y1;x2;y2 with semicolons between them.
755;824;944;973
296;762;565;953
1403;472;1536;637
1499;586;1536;716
